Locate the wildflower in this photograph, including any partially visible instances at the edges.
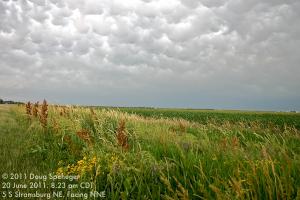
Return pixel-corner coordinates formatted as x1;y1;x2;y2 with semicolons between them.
56;167;64;175
57;156;98;177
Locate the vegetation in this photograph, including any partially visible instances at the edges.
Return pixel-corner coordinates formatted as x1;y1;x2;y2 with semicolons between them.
0;102;300;199
0;98;23;105
116;107;300;130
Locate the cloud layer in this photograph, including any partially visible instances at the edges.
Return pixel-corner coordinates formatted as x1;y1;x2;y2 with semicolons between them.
1;0;300;110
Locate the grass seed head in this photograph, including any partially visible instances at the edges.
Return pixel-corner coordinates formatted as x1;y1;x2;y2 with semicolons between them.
90;108;95;116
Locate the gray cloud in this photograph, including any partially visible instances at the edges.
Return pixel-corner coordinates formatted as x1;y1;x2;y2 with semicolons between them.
1;0;300;110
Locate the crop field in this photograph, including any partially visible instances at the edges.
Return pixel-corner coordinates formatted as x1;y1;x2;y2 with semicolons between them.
0;102;300;199
115;107;300;130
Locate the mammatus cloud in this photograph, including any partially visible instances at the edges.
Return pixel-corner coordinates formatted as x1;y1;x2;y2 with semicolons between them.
1;0;300;110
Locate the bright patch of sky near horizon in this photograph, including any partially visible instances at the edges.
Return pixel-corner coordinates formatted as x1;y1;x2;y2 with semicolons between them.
1;0;300;110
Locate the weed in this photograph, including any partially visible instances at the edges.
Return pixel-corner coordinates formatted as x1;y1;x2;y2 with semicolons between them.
40;99;48;128
25;101;32;116
116;119;129;150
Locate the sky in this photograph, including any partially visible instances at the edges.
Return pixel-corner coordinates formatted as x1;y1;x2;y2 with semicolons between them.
1;0;300;111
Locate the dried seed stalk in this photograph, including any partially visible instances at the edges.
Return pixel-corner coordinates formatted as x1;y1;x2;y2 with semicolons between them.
76;129;93;145
32;102;39;117
40;99;48;128
116;119;129;150
25;102;32;115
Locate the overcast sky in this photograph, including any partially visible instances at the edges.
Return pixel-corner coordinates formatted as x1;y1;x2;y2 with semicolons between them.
1;0;300;110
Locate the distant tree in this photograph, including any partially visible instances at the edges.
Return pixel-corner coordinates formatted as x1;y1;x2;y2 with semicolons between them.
0;99;3;104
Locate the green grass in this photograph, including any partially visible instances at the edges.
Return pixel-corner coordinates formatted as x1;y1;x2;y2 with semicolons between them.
0;104;300;199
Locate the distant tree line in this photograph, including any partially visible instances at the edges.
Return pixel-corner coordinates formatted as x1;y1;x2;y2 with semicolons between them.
0;98;24;104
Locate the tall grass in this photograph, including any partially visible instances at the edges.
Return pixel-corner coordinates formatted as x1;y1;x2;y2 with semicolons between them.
0;103;299;199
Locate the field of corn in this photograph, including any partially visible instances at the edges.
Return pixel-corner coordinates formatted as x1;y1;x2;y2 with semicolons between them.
0;101;300;199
